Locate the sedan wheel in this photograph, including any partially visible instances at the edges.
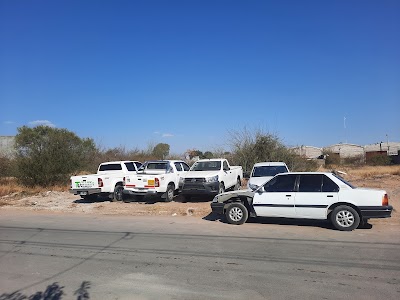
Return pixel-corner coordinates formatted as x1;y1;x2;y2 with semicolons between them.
331;205;360;231
225;202;248;225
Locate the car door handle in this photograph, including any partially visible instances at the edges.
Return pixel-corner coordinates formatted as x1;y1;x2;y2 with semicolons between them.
286;195;291;197
327;195;333;197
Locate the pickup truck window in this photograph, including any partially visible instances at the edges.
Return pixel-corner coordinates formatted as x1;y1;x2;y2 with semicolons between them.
191;161;221;171
124;162;137;172
264;174;297;192
174;162;183;171
252;166;288;177
99;163;122;171
134;162;142;169
144;162;169;170
223;161;229;171
298;174;323;192
182;163;190;171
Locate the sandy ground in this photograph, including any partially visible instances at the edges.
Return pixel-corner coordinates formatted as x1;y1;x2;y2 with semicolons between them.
0;174;399;225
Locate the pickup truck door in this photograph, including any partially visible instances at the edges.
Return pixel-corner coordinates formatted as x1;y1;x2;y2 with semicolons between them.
295;174;339;219
174;162;189;186
253;174;297;218
223;161;236;188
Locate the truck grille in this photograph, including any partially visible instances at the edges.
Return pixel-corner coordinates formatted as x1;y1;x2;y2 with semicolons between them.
184;178;206;183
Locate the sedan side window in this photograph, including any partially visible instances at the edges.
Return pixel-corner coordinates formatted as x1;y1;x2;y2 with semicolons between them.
298;175;323;192
322;175;340;192
264;175;297;192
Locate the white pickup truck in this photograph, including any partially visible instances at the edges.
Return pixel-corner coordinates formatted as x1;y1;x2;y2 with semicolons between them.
123;160;190;202
211;172;393;231
70;161;142;201
179;159;243;200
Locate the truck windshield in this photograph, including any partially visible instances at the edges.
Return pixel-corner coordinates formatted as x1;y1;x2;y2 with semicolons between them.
191;161;221;171
252;166;288;177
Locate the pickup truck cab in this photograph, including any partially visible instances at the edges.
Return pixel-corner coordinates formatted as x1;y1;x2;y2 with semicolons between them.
179;159;243;200
211;172;392;231
70;161;142;201
123;160;190;202
247;162;289;190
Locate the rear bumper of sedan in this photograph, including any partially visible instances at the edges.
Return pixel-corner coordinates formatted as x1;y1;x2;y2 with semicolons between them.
359;205;393;219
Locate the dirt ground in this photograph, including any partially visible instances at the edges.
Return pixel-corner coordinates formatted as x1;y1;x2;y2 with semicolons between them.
0;174;399;225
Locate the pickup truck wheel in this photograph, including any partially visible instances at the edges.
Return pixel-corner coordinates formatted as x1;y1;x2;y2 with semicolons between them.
218;183;225;194
225;202;248;225
165;184;174;202
113;185;124;202
330;205;360;231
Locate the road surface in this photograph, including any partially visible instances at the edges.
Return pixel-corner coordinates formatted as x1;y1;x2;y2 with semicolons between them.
0;210;399;299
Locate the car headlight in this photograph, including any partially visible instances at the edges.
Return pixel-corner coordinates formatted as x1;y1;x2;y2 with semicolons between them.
205;175;219;183
249;183;259;191
212;196;219;202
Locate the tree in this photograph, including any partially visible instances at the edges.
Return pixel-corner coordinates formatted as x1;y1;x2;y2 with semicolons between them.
228;127;317;172
15;125;97;186
152;143;170;159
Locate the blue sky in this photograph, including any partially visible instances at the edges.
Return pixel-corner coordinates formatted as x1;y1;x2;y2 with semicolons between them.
1;0;399;154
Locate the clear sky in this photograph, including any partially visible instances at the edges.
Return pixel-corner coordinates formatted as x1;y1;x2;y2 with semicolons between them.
1;0;399;154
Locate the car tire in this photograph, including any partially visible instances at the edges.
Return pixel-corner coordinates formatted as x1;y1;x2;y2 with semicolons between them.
225;202;248;225
165;184;174;202
330;205;360;231
218;182;225;194
113;185;124;202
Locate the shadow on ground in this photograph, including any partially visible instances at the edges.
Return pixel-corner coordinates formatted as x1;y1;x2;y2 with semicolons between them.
0;281;90;300
202;212;373;230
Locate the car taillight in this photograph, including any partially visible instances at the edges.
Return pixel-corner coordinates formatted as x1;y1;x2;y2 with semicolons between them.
70;179;72;188
98;178;104;187
123;177;126;186
155;178;160;187
382;194;389;206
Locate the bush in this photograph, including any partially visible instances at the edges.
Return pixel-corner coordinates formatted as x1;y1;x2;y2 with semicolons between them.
15;126;97;186
368;155;392;166
228;128;317;172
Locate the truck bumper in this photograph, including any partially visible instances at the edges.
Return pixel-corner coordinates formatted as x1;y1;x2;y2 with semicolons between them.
210;202;225;215
180;182;220;196
123;188;158;196
359;206;393;219
69;188;101;196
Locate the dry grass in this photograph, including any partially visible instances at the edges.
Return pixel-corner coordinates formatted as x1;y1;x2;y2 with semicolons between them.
0;177;68;198
321;165;400;178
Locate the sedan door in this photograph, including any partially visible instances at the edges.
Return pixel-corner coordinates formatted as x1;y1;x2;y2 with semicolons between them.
253;174;297;218
294;174;339;219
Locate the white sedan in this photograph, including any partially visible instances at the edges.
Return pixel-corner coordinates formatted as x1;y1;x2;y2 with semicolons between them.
211;172;392;231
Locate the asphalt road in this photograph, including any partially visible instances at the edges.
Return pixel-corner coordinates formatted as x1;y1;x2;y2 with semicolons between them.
0;211;399;300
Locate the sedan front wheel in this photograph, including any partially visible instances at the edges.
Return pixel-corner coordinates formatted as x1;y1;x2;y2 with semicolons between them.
225;202;248;225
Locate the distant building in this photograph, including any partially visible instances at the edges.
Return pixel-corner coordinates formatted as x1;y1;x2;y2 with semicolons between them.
0;136;16;158
323;143;364;158
364;142;400;164
291;146;323;159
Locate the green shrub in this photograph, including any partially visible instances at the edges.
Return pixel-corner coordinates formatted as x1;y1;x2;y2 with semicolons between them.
15;126;97;186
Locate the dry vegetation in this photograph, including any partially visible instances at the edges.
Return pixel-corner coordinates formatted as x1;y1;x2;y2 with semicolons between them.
0;177;68;198
321;165;400;178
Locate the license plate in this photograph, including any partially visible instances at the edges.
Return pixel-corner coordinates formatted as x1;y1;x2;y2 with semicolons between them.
78;191;88;195
147;179;155;186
